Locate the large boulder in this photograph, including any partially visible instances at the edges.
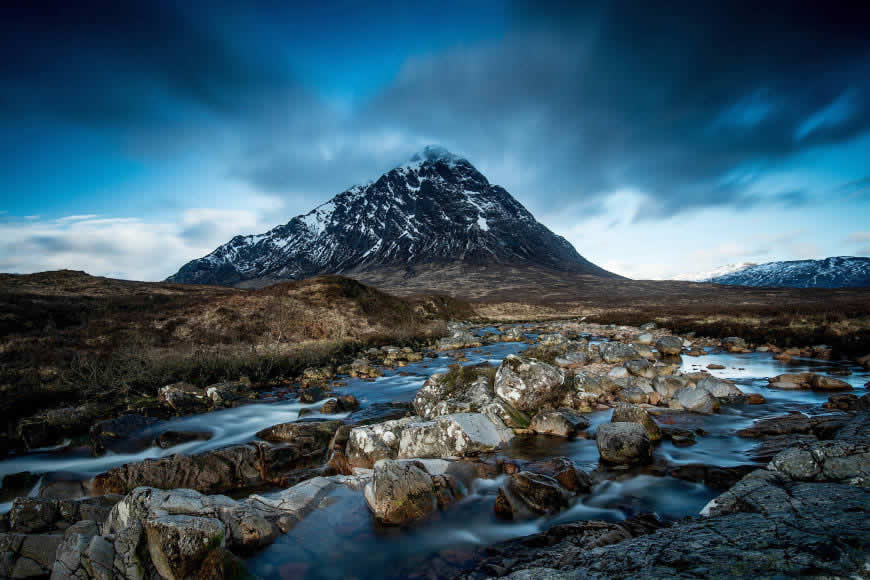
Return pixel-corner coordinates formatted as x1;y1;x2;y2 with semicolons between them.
398;413;514;459
363;460;461;525
345;417;417;469
596;423;652;465
144;515;226;580
158;383;207;413
654;336;683;356
413;371;493;420
611;404;661;441
598;342;641;364
529;409;590;437
494;356;566;412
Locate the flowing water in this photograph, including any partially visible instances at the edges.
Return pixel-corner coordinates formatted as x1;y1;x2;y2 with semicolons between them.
1;327;867;578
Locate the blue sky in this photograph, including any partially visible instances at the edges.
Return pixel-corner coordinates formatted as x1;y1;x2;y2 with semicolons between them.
1;0;869;280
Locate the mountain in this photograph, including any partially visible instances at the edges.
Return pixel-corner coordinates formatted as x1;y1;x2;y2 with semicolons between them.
672;262;757;282
709;256;870;288
168;146;616;286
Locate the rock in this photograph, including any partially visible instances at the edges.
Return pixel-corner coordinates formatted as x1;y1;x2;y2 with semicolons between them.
668;464;757;490
746;393;766;404
90;414;161;455
624;359;655;379
0;533;64;578
256;419;342;444
529;409;590;437
494;458;590;519
501;327;525;342
346;417;416;469
9;498;58;533
654;336;682;356
707;363;725;370
722;336;747;352
94;444;264;495
553;351;587;369
596;423;652;465
158;383;207;413
672;385;719;414
145;515;226;580
598;342;641;364
398;413;514;459
494;356;566;412
194;547;250;580
737;411;851;439
156;430;213;449
661;427;696;446
364;460;460;525
768;439;869;486
436;330;481;351
607;367;629;379
651;375;689;402
635;333;654;345
857;353;870;369
640;322;657;331
824;393;870;411
413;370;495;420
611;404;661;441
696;376;744;400
808;374;852;391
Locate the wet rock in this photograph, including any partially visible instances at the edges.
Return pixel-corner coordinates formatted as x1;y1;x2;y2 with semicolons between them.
635;332;654;345
436;330;481;351
857;353;870;369
94;444;264;495
607;366;629;379
824;393;870;411
494;458;590;520
768;372;852;391
737;411;851;439
722;336;747;352
651;375;689;402
611;404;661;441
672;385;719;414
494;356;566;412
696;376;744;400
640;322;657;331
156;430;213;449
90;414;161;455
808;374;852;391
364;460;460;525
661;426;696;446
398;413;514;459
413;370;495;420
624;359;655;379
654;336;682;356
529;409;590;437
598;342;641;364
668;464;757;490
707;363;725;370
596;423;652;465
549;351;583;370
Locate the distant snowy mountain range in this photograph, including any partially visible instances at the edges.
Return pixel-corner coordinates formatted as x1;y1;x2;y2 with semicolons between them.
168;146;616;286
676;256;870;288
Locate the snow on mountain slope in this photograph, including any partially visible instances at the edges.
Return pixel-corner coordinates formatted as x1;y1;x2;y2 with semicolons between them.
672;262;757;282
709;256;870;288
167;146;616;286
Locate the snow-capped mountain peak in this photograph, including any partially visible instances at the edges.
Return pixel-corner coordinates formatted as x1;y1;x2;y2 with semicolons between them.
672;262;756;282
708;256;870;288
168;146;615;286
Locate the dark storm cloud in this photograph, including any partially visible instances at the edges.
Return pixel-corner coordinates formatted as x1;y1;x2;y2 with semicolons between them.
358;0;870;217
0;0;293;127
3;0;869;219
